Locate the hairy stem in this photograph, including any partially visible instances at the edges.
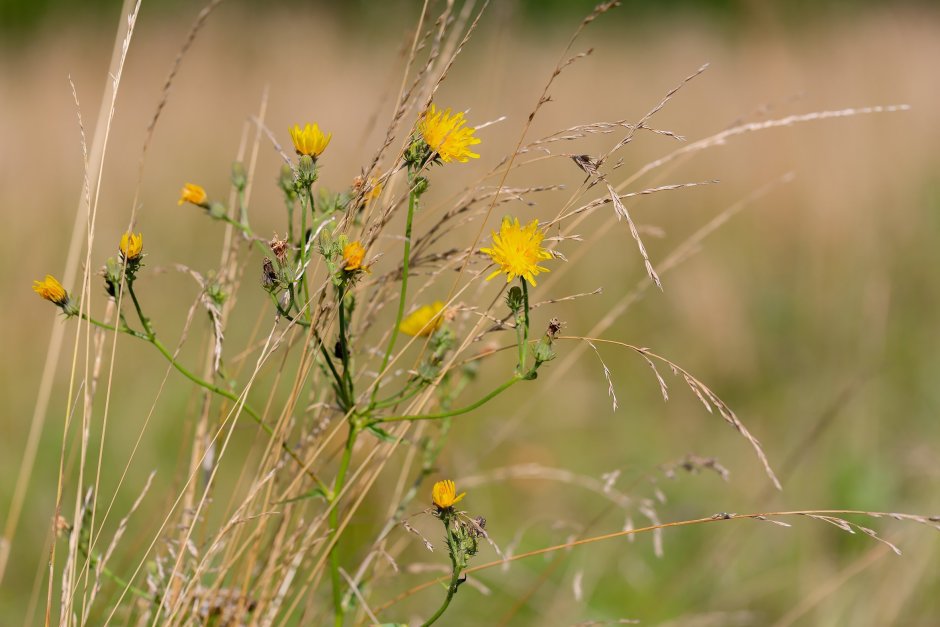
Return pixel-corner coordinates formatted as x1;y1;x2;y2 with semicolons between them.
421;548;462;626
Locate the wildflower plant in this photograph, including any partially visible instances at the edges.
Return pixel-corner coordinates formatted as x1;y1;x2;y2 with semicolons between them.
25;3;932;627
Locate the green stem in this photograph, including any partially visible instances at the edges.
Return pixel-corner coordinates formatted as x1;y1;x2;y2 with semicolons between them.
421;551;462;627
337;286;354;404
149;333;325;490
271;291;310;327
300;186;316;322
120;285;327;492
371;376;522;425
371;380;425;410
328;425;359;627
80;314;147;340
370;181;418;408
74;534;151;600
127;283;152;336
316;331;350;411
520;278;530;372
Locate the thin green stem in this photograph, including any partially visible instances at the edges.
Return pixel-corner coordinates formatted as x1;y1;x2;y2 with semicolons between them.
121;284;327;492
127;283;152;337
300;186;316;322
75;536;151;600
315;331;350;410
80;314;147;340
271;291;310;327
370;182;418;408
421;551;462;627
371;380;425;410
371;376;522;425
337;286;354;403
520;278;530;372
328;425;359;627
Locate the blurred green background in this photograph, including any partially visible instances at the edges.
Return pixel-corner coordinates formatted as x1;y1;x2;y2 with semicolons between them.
2;0;939;624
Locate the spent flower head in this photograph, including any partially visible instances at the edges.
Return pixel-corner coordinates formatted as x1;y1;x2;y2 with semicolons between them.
480;217;553;286
400;301;446;337
290;123;332;158
432;479;465;511
269;234;290;263
119;232;143;261
417;104;480;164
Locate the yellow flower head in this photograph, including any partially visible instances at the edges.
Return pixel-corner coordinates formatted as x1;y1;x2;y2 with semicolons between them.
32;274;69;306
399;301;445;337
418;104;480;163
342;240;368;272
480;217;553;286
119;232;143;261
178;183;207;206
432;480;465;510
290;123;332;158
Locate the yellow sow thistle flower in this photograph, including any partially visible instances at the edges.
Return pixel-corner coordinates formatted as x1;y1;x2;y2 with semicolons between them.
290;123;332;158
399;301;445;337
119;232;143;260
342;240;368;272
432;480;465;510
419;104;480;163
480;217;553;286
178;183;207;207
32;275;69;306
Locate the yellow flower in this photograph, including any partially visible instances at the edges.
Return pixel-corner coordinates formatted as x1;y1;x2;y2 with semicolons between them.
399;301;445;337
290;123;332;158
342;240;367;271
432;480;465;510
418;104;480;163
178;183;207;206
119;232;143;260
480;217;553;286
32;274;69;306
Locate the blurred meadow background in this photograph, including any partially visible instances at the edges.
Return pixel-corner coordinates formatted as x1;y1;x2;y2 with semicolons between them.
3;0;940;624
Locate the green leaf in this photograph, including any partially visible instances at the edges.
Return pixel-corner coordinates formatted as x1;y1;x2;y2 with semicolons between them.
365;423;399;443
275;486;327;505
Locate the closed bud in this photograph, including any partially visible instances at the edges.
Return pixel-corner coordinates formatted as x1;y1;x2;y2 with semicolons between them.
297;154;317;187
279;164;297;200
208;202;227;219
411;175;429;197
505;286;523;313
231;161;247;191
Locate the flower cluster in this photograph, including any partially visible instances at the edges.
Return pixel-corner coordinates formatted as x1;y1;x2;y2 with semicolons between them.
31;98;568;627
